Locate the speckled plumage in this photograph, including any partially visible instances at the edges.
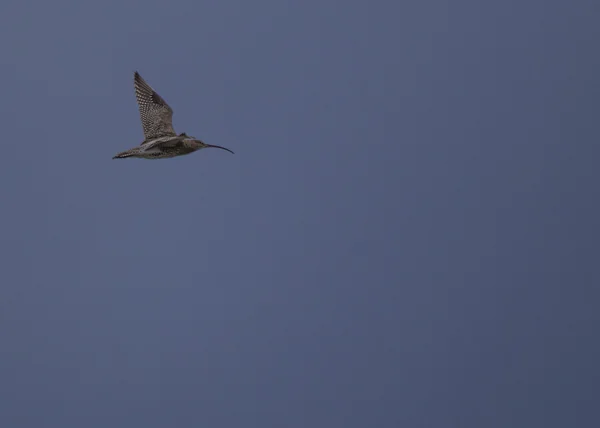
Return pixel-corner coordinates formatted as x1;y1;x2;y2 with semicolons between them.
113;72;234;160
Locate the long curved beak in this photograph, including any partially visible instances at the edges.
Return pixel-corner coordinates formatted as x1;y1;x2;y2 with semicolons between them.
205;144;234;154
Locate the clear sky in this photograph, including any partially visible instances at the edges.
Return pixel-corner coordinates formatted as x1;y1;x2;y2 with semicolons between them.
0;0;598;427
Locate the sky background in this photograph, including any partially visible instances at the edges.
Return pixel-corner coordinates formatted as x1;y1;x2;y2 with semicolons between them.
0;0;598;427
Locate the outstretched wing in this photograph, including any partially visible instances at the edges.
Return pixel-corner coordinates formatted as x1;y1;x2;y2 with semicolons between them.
134;71;176;142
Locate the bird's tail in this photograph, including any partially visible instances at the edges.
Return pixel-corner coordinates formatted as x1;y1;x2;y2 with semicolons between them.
112;148;140;159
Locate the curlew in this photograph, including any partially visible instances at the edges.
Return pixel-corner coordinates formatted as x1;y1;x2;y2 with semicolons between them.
113;72;234;159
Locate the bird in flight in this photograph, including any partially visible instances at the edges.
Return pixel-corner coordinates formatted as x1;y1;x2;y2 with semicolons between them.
113;71;234;159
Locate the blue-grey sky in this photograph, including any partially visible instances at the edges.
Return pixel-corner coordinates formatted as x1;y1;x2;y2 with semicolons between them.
0;0;598;427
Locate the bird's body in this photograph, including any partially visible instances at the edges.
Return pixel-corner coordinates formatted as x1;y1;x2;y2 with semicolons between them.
113;72;234;160
114;133;220;159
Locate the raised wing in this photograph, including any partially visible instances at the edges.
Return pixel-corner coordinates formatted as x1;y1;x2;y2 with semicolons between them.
134;72;176;142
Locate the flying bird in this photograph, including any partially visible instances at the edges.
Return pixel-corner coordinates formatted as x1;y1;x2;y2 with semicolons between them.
113;71;234;159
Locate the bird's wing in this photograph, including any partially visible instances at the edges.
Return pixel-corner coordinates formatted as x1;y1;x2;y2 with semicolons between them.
134;72;177;142
142;136;181;151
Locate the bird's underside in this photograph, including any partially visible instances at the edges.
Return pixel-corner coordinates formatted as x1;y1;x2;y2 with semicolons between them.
112;72;234;160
